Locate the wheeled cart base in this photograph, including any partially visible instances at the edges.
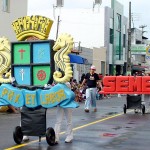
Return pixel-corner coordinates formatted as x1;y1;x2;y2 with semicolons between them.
123;95;145;114
13;106;55;146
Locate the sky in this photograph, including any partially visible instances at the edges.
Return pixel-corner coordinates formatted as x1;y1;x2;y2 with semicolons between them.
28;0;150;48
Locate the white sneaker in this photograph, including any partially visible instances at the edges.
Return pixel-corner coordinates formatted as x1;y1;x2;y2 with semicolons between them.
65;137;73;143
23;136;29;142
55;141;59;144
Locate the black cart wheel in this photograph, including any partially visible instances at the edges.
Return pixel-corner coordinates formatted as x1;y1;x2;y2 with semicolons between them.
13;126;23;144
123;104;127;114
141;104;145;114
46;127;55;146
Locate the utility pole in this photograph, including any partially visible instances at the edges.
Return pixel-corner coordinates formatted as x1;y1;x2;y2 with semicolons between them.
56;15;60;40
53;0;64;40
127;1;132;75
139;25;147;44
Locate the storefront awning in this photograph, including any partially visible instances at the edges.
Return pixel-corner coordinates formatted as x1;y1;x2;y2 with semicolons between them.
69;54;85;64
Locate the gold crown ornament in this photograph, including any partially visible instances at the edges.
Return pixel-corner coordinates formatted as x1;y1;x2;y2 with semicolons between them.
12;15;53;41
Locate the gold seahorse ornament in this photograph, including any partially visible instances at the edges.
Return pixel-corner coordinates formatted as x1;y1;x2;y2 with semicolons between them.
0;37;11;83
53;33;73;83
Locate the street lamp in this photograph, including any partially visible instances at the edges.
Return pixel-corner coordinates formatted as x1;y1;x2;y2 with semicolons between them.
93;0;102;11
56;0;64;7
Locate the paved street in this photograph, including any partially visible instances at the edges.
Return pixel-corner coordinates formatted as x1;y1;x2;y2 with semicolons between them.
1;95;150;150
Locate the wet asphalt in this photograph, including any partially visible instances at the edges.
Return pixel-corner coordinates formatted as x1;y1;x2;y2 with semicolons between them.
1;95;150;150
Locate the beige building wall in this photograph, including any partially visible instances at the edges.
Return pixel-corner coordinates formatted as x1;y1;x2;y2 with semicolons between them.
93;47;107;74
0;0;27;41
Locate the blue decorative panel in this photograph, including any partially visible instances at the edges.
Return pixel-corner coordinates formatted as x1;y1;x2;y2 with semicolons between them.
33;43;51;63
14;67;31;85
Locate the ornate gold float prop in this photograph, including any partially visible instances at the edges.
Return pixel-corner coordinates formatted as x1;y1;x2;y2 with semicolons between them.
53;33;73;83
0;37;11;83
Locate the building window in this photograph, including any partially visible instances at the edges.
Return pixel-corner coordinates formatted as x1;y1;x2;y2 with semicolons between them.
123;34;126;47
115;13;122;60
116;31;122;60
116;13;121;31
123;25;126;34
110;28;114;44
110;18;113;29
2;0;9;12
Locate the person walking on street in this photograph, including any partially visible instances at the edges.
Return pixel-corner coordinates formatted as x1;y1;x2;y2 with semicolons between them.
54;82;74;144
54;106;73;144
81;65;101;112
